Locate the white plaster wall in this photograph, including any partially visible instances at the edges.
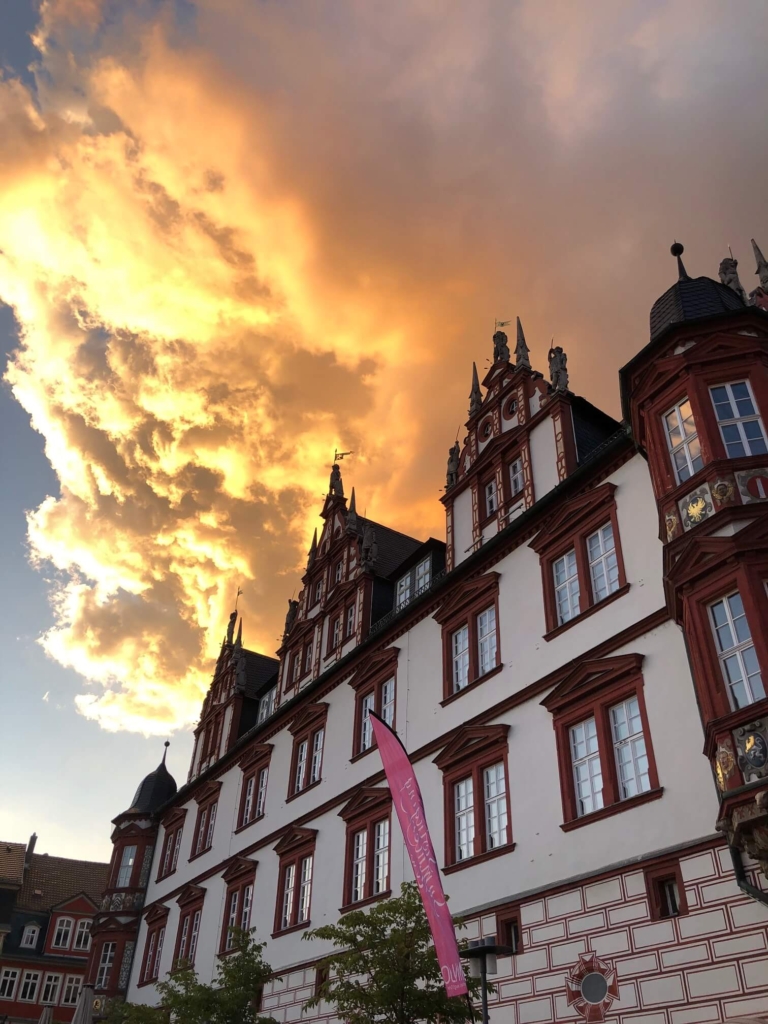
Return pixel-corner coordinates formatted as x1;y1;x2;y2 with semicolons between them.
452;487;474;566
529;416;559;501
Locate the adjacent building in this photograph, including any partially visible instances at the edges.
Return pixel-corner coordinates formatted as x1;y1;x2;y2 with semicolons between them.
84;242;768;1023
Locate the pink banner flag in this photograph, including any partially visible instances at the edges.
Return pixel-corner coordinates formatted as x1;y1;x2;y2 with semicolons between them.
370;712;468;998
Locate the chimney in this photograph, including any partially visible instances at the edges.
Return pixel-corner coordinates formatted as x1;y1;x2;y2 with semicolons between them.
24;833;37;872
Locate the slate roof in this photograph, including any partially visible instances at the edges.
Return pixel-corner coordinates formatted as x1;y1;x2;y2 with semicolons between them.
0;842;26;886
123;758;178;815
649;275;744;341
16;854;109;912
357;516;424;578
237;649;279;699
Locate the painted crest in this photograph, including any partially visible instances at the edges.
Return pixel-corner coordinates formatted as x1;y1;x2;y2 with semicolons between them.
565;952;619;1022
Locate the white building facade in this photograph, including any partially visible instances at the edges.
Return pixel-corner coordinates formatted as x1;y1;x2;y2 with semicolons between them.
87;245;768;1024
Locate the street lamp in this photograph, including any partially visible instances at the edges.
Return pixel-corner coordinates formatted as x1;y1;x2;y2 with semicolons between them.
460;937;516;1024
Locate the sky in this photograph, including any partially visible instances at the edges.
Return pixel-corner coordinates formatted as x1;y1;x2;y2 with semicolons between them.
1;0;767;862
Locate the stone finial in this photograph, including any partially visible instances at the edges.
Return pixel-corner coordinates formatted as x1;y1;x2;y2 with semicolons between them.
307;528;318;569
235;616;242;648
469;362;483;417
515;317;531;369
751;239;768;291
548;343;569;391
347;487;359;534
226;610;237;645
493;330;510;363
283;599;299;641
719;255;747;303
329;463;344;497
671;241;690;282
446;441;460;489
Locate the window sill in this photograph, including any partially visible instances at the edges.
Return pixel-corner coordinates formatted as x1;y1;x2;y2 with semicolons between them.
440;663;504;707
271;920;311;939
339;890;392;914
285;778;322;804
442;843;516;875
544;583;630;642
350;744;377;764
136;976;160;989
560;787;664;831
217;946;239;959
234;813;265;835
188;845;213;863
155;869;177;883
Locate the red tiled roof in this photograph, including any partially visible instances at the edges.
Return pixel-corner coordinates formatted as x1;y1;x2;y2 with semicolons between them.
16;853;109;912
0;842;26;886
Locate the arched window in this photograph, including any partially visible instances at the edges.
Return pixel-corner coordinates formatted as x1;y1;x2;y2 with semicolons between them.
20;924;39;949
52;917;74;949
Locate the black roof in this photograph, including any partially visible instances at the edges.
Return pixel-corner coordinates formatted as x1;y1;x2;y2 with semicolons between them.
649;275;744;341
122;757;177;815
236;649;279;699
357;516;424;578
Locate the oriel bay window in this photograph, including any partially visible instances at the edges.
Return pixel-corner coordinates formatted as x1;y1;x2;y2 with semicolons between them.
339;788;392;910
191;781;221;858
115;844;137;888
272;827;316;936
434;725;513;872
173;885;205;968
95;942;116;990
287;704;328;799
220;858;257;953
663;397;703;483
158;808;186;880
710;380;767;458
542;654;662;831
709;591;765;708
530;482;627;637
139;905;169;985
237;743;273;830
435;574;501;703
348;647;399;758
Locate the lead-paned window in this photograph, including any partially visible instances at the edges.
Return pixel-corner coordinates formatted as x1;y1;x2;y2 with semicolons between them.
310;729;324;784
554;549;580;625
291;718;326;795
446;752;510;866
194;801;217;855
279;854;313;930
610;697;650;799
258;686;276;723
454;777;475;861
587;523;619;603
303;641;313;674
710;381;767;458
664;398;703;483
570;718;603;817
116;844;136;887
452;625;469;692
710;591;765;708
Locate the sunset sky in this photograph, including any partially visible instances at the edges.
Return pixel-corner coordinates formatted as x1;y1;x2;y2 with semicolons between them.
2;0;768;861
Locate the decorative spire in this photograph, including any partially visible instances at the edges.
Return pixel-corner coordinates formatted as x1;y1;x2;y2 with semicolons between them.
346;487;359;534
719;250;747;303
307;527;318;569
235;616;242;648
671;241;690;282
515;317;531;369
162;740;170;764
751;238;768;291
469;362;483;417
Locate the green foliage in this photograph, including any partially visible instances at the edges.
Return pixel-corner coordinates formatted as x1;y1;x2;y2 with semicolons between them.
106;929;278;1024
302;882;480;1024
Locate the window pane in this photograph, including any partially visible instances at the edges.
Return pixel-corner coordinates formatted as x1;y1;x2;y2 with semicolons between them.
361;692;375;751
452;625;469;692
570;718;603;816
611;697;650;799
373;819;390;894
477;606;497;675
484;762;508;849
454;777;475;860
351;829;367;902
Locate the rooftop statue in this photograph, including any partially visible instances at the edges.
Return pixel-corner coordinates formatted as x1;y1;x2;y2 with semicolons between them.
719;256;747;303
329;463;344;498
548;344;569;391
284;598;299;639
493;330;510;363
446;441;460;489
226;610;237;645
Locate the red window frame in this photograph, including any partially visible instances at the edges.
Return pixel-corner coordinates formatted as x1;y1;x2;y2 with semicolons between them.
219;857;257;954
495;904;524;955
434;573;501;704
157;809;187;881
344;602;356;639
286;704;328;801
434;725;514;873
236;743;273;832
327;613;343;654
272;828;317;937
338;788;392;911
530;482;628;638
542;654;662;831
190;781;221;860
172;885;205;970
138;906;169;987
348;647;400;760
480;473;499;524
644;858;689;921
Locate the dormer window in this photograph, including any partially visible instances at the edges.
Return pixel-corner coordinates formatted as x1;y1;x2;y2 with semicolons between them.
415;557;430;595
258;686;276;723
663;398;703;483
52;917;73;949
396;575;411;609
710;381;767;457
20;924;39;949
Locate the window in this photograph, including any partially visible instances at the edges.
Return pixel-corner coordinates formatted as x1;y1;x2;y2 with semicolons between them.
313;579;322;605
62;976;82;1006
396;574;411;608
288;704;328;797
192;782;221;856
415;556;430;594
292;653;301;683
711;381;767;458
52;916;73;949
116;844;137;888
345;816;390;907
21;923;39;948
543;654;661;829
258;686;276;723
645;861;688;921
0;968;19;1000
273;828;317;934
496;908;522;954
484;479;498;517
334;560;343;584
434;724;512;871
73;919;92;951
42;974;62;1004
239;762;269;828
345;603;356;637
331;615;342;649
19;971;41;1002
96;942;116;990
436;573;501;702
509;457;524;498
664;397;703;483
303;641;313;675
531;482;627;637
356;677;395;755
142;924;166;983
159;820;185;879
175;907;202;967
710;592;765;708
220;864;256;952
554;550;580;625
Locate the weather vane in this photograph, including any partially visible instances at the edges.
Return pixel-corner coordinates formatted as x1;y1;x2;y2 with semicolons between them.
334;449;354;462
235;586;243;610
495;319;512;331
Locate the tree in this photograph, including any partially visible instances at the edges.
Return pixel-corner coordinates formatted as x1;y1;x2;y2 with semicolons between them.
302;882;480;1024
106;930;278;1024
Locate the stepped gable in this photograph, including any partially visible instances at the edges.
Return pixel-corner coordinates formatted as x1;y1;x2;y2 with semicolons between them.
16;853;109;911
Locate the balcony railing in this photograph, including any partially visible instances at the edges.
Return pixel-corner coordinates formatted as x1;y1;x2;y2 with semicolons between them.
369;569;447;636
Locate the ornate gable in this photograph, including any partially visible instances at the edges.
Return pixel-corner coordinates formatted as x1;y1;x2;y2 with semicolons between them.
193;779;222;805
160;806;187;830
221;856;258;884
347;647;399;691
541;654;644;714
52;892;99;914
434;724;509;772
530;483;617;555
288;702;328;737
238;742;273;772
434;572;500;626
338;787;392;823
143;902;170;925
273;826;317;857
176;884;206;908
